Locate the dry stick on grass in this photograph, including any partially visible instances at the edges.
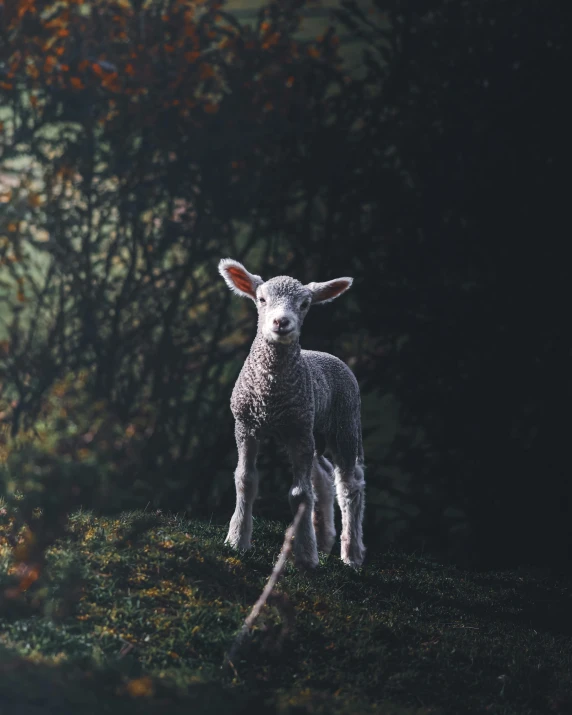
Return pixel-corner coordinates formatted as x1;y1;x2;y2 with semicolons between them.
224;503;306;671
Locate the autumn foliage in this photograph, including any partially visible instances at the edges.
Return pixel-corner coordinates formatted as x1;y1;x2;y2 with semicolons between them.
1;0;336;128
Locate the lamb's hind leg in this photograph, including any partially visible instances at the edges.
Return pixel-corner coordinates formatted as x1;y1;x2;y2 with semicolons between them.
225;427;259;550
311;455;336;554
333;456;366;568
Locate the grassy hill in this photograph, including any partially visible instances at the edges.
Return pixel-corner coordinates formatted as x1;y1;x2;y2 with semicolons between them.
0;511;571;714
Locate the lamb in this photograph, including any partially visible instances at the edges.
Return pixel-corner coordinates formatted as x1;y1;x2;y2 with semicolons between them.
218;258;366;569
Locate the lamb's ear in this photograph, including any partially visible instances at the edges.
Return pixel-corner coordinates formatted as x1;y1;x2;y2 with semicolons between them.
306;277;353;304
218;258;263;300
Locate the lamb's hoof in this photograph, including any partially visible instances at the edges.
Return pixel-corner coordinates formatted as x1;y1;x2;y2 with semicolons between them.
294;556;320;572
341;541;366;569
316;530;336;555
225;533;252;551
293;547;320;571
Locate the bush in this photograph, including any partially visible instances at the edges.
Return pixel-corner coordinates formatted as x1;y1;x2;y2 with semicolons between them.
0;370;154;614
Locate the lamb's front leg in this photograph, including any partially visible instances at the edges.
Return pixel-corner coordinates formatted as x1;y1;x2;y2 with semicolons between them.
226;426;259;550
285;434;319;570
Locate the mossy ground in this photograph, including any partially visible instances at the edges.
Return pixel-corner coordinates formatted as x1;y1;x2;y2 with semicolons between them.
0;511;570;714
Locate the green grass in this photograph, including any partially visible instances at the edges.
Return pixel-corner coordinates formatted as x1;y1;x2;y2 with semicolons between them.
0;511;571;714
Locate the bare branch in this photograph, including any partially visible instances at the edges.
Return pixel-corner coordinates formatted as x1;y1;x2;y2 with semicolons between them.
224;503;306;670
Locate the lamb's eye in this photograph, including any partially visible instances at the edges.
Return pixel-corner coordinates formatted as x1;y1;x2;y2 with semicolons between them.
259;296;266;304
300;300;310;310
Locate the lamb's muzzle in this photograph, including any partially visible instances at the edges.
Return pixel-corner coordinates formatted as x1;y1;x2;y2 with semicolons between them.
218;258;366;569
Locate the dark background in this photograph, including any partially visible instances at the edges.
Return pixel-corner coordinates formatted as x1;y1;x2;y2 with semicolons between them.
1;0;570;570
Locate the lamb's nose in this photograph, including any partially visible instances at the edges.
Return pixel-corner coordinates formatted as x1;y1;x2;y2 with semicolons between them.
273;317;290;331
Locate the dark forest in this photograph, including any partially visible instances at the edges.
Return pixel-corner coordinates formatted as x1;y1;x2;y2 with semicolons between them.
0;1;570;713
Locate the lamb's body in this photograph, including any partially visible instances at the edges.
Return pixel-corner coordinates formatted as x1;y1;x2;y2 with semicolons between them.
232;342;361;449
219;260;366;569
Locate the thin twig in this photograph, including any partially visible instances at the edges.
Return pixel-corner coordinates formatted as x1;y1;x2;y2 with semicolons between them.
224;503;306;670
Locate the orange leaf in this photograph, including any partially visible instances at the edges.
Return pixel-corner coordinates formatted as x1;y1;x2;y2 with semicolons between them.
199;63;214;80
45;17;63;29
101;72;119;88
262;32;280;50
70;77;84;89
19;565;41;590
126;677;155;698
203;102;219;114
30;95;39;108
17;0;37;19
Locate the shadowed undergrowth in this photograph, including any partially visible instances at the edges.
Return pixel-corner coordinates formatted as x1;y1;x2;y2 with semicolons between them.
0;511;571;715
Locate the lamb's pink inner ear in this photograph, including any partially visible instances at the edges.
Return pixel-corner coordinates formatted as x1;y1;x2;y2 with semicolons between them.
313;279;351;302
227;266;255;297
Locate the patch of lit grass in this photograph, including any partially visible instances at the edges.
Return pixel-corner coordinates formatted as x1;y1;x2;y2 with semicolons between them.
0;511;571;714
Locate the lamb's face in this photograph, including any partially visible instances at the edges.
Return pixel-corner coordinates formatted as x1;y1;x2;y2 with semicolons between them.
256;276;312;345
218;258;354;345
